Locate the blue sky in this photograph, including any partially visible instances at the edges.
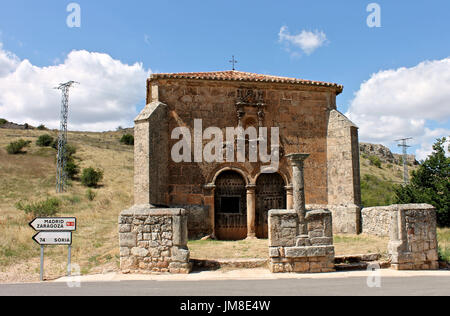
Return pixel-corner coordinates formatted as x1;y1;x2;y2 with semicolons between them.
0;0;449;158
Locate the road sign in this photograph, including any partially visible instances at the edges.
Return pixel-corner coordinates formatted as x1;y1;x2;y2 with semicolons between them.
33;231;72;246
29;217;76;231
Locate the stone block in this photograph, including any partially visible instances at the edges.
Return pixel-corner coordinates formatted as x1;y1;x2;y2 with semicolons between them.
269;247;280;258
119;232;137;248
120;247;130;257
310;237;333;246
131;247;149;257
172;247;190;262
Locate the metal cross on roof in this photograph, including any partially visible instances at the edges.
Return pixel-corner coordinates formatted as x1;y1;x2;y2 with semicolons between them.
229;55;238;70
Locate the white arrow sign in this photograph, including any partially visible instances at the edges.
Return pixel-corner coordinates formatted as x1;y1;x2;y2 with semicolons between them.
29;217;76;231
33;231;72;245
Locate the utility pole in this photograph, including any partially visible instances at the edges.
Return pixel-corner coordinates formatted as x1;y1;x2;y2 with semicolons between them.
395;137;413;185
55;81;78;193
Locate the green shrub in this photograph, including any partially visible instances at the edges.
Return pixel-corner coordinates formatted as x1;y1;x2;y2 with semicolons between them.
120;134;134;145
81;167;104;187
368;155;382;168
16;198;61;217
0;118;7;125
36;134;54;147
65;160;80;180
361;174;396;207
86;189;97;201
37;124;47;130
6;139;31;154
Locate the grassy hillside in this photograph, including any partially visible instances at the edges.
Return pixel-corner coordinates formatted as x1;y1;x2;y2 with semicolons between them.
0;128;134;282
360;154;415;207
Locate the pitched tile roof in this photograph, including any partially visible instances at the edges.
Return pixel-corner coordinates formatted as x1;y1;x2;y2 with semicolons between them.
149;70;343;94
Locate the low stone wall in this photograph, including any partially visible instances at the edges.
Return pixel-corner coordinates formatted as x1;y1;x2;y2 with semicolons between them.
307;204;361;234
361;206;392;237
269;209;335;273
119;205;192;274
388;204;439;270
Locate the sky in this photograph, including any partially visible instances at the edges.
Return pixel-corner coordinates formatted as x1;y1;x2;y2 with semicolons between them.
0;0;449;160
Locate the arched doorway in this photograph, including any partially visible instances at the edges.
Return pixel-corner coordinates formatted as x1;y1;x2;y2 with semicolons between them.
255;173;286;238
214;170;247;240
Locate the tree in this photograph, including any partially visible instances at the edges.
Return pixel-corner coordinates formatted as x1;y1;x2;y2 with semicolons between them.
394;137;449;227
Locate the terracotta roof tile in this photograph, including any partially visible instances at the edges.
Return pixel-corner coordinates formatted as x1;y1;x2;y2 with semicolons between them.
149;70;343;94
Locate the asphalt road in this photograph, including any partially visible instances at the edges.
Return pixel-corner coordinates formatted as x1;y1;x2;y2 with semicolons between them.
0;276;449;296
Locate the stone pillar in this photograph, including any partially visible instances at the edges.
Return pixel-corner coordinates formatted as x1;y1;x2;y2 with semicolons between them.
204;184;216;238
286;153;309;233
285;185;293;210
246;184;256;239
134;101;168;206
388;204;439;270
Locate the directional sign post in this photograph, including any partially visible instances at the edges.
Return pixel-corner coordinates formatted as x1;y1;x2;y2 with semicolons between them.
32;231;72;245
29;217;76;232
30;217;76;281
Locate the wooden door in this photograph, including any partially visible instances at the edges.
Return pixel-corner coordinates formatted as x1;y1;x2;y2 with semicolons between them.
255;173;286;238
214;171;247;240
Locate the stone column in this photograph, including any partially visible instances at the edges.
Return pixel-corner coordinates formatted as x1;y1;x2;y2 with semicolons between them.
285;185;293;210
246;184;257;239
203;184;216;238
286;154;310;234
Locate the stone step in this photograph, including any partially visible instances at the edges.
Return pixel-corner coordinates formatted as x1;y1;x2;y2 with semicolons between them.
191;258;268;270
335;260;391;271
334;253;381;264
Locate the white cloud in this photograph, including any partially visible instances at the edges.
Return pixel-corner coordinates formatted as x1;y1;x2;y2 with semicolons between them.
0;44;151;131
278;26;327;56
346;58;450;160
0;43;20;77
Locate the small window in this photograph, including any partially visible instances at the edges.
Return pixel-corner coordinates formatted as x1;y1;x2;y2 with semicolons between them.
219;197;241;214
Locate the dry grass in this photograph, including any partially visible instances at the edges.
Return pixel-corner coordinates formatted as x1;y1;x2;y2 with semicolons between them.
0;128;133;283
438;228;450;262
188;234;390;260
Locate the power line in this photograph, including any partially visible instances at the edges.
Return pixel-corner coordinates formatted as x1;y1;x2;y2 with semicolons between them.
54;81;79;193
395;137;413;185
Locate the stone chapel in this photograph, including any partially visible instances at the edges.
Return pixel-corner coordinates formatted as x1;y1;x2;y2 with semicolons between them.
133;70;361;240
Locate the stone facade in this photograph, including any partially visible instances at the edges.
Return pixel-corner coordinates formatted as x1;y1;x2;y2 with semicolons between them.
133;71;362;239
119;205;192;274
388;204;439;270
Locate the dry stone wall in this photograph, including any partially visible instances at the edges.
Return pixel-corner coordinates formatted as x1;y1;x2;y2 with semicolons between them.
388;204;439;270
361;206;392;237
119;205;192;274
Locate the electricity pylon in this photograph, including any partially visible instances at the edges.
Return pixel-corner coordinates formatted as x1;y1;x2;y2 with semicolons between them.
55;81;78;193
395;137;413;185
